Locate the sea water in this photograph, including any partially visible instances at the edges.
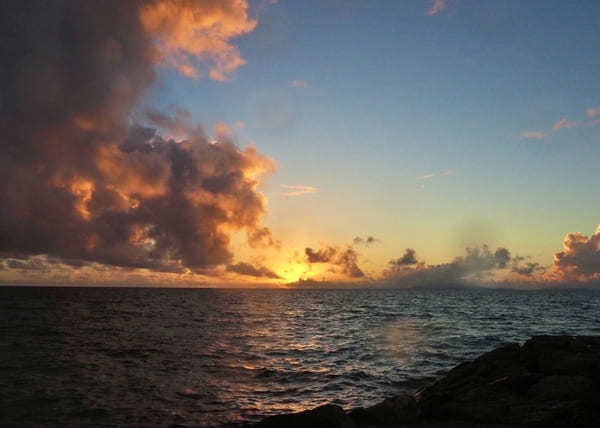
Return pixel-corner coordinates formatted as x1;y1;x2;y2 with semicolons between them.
2;287;599;426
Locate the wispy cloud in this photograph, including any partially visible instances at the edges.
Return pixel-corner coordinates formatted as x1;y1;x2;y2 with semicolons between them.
586;107;600;118
417;170;454;181
552;118;576;131
281;184;318;197
520;131;550;140
353;236;379;246
291;80;309;88
521;108;600;140
425;0;446;16
521;118;575;140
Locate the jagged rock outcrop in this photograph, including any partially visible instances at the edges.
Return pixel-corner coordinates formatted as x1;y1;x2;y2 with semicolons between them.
248;336;600;427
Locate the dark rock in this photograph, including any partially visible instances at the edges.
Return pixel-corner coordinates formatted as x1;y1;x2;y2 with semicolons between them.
249;336;600;428
527;375;596;401
418;335;600;427
348;394;419;427
250;404;357;428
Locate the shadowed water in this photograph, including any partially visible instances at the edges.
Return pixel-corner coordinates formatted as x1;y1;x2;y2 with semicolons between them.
2;287;600;426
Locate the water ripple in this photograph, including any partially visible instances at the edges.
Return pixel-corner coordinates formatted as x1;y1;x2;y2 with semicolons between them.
1;287;599;426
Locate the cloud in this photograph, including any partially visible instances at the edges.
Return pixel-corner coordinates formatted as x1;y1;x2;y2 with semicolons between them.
425;0;446;16
417;170;454;181
139;0;258;81
512;259;544;276
553;226;600;279
213;121;233;138
353;236;379;246
281;184;318;197
305;246;364;278
521;131;550;140
248;227;282;249
0;1;275;276
6;257;51;272
521;114;584;140
385;245;511;287
145;108;191;138
552;118;576;131
586;107;600;118
390;248;419;266
226;262;280;279
291;80;309;88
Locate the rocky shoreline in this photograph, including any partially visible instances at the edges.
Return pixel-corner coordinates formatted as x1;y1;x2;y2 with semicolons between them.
246;336;600;427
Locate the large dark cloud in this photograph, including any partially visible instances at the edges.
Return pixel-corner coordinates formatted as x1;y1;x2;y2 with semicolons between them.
304;246;364;278
0;1;274;275
385;245;511;287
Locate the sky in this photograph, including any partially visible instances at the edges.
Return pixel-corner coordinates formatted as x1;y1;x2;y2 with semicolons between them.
1;0;600;287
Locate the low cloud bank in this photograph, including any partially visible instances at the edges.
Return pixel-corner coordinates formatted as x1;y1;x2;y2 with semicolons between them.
384;246;511;288
226;262;280;279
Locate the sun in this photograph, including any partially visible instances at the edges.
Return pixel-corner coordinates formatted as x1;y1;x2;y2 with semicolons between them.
278;262;311;283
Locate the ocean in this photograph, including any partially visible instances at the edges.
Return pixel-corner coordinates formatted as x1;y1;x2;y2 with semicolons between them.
2;287;599;426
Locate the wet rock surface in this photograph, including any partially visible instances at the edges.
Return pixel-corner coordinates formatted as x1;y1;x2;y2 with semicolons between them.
248;336;600;427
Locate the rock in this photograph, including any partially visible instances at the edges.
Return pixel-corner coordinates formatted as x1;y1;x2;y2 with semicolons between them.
418;335;600;427
527;375;596;401
249;336;600;428
348;394;419;427
249;404;358;428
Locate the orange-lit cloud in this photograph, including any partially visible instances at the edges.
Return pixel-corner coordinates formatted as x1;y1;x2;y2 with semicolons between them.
139;0;258;81
586;107;600;117
553;226;600;281
281;184;318;197
425;0;446;16
248;227;282;249
213;121;233;138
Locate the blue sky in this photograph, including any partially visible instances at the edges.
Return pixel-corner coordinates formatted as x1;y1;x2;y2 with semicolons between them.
143;0;600;269
3;0;600;285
